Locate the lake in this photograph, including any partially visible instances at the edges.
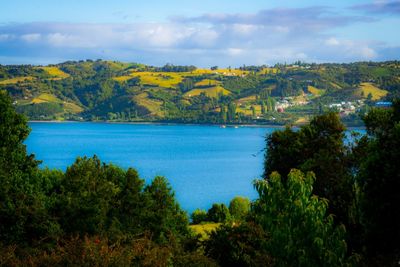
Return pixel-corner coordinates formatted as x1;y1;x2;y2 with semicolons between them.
26;122;275;212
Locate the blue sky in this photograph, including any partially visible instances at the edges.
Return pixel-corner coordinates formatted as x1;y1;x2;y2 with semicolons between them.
0;0;399;66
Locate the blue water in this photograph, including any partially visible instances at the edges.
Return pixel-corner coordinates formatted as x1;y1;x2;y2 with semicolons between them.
26;122;275;212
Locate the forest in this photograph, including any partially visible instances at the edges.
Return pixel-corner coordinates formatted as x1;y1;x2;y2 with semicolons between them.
1;60;399;125
1;89;399;266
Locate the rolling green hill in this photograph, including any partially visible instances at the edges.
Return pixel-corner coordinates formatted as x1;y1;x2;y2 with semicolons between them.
1;60;399;125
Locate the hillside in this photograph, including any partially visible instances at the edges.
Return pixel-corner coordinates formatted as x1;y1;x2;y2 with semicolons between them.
1;60;399;125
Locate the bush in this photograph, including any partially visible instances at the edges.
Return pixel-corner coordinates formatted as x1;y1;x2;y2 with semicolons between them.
229;196;250;221
191;209;208;224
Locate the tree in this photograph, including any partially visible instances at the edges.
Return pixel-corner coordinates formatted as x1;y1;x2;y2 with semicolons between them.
264;112;354;225
143;176;189;242
254;170;353;266
191;209;208;224
229;196;250;221
56;156;121;236
0;90;59;245
207;203;230;223
227;102;236;122
260;101;266;114
357;100;400;263
204;222;272;267
251;106;256;117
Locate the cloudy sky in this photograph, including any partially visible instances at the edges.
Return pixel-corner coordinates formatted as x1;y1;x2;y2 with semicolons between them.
0;0;399;67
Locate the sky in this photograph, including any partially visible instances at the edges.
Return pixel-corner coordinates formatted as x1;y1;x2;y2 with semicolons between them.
0;0;399;67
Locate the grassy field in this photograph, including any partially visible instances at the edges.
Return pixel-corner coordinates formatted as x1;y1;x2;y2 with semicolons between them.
185;86;231;98
307;85;325;96
0;76;36;85
237;95;257;104
30;93;83;114
237;104;262;116
130;71;183;88
189;223;221;240
133;92;164;116
194;79;221;87
31;93;62;104
64;102;84;113
357;82;388;100
40;66;70;79
113;76;134;82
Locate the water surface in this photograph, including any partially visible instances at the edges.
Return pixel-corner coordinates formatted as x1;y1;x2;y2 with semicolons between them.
26;122;274;212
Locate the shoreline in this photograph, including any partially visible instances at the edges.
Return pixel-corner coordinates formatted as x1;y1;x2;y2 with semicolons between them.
28;120;366;129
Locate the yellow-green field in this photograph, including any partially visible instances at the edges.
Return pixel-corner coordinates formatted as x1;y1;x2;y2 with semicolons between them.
105;61;133;71
31;93;61;104
0;76;36;85
130;71;183;88
39;67;70;79
189;223;221;240
64;102;84;113
237;95;257;104
194;79;221;87
307;85;325;96
237;105;262;116
357;82;388;100
31;93;83;114
113;76;134;82
133;92;164;116
184;86;231;98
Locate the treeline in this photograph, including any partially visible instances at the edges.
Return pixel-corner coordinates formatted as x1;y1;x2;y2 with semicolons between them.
154;64;197;72
1;89;400;266
1;60;400;125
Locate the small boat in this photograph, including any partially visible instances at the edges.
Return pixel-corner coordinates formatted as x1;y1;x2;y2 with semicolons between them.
220;125;226;128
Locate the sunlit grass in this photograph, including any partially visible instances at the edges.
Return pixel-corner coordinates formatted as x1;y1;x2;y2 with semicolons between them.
40;67;70;79
307;85;325;96
130;71;183;88
184;86;231;98
0;76;36;85
357;82;388;100
31;93;61;104
133;92;164;116
194;79;221;87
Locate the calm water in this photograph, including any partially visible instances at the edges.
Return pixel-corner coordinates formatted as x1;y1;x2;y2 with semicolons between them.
26;122;275;212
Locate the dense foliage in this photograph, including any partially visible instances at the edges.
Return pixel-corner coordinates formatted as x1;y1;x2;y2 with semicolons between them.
1;60;400;125
1;89;399;266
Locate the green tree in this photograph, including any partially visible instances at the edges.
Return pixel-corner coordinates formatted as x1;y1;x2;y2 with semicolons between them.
228;196;250;221
0;91;59;245
261;101;266;114
254;170;352;267
191;209;208;224
264;112;354;225
143;176;189;243
207;203;230;223
227;102;236;122
357;100;400;263
204;222;272;267
56;156;121;236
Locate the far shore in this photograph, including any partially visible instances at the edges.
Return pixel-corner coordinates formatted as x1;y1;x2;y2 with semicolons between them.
28;120;366;129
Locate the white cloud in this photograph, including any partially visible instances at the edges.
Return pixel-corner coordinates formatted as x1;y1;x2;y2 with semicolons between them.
325;37;340;46
0;5;393;66
20;33;41;42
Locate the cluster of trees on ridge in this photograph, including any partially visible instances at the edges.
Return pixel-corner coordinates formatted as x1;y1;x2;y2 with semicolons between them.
1;89;399;266
0;60;399;125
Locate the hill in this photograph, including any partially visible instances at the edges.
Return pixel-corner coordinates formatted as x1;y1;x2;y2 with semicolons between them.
1;60;399;125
